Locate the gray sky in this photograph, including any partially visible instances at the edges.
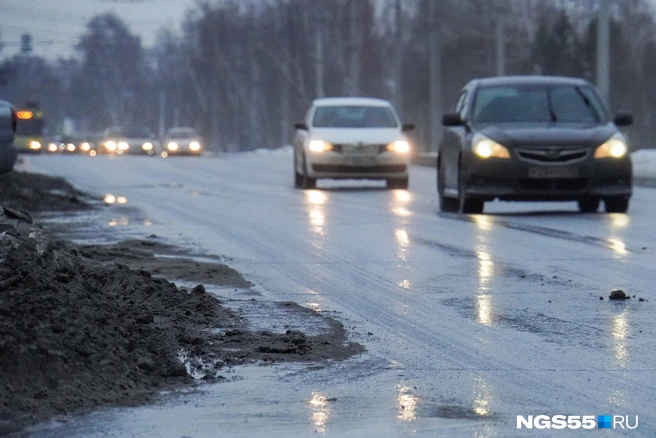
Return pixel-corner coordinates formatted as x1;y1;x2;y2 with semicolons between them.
0;0;199;60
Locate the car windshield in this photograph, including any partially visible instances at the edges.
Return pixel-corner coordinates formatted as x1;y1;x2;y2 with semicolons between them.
472;85;604;123
124;128;152;138
312;106;397;128
169;130;197;139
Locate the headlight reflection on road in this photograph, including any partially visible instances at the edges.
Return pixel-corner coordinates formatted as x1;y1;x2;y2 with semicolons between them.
305;190;327;245
612;309;631;368
397;385;417;422
473;215;494;231
476;295;493;326
472;375;494;418
609;213;630;228
607;238;628;256
477;251;494;291
308;392;331;435
395;229;410;261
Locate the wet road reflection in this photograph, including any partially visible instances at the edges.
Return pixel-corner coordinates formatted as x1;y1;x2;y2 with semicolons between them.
308;392;331;435
472;376;494;418
612;309;631;368
396;385;417;422
305;190;327;246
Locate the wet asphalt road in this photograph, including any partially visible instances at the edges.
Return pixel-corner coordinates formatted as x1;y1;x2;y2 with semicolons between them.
22;151;656;437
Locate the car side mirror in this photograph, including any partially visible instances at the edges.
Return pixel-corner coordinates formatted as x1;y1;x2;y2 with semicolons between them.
401;123;415;132
442;112;465;127
295;122;309;130
614;111;633;127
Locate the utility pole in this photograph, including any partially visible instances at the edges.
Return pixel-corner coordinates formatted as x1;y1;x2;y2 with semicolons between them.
495;16;506;76
158;90;166;139
392;0;403;114
596;0;610;104
428;0;442;152
314;13;325;99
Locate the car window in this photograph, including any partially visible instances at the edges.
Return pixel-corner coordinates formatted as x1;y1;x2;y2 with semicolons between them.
472;85;603;123
169;130;197;139
312;106;397;128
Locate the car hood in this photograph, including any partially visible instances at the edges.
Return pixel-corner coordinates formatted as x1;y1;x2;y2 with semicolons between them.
309;128;404;145
474;122;618;148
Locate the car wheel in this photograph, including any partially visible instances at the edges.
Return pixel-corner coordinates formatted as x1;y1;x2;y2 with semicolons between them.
438;158;458;212
577;198;600;213
387;177;408;190
458;161;483;214
293;152;303;188
300;153;316;189
604;197;629;213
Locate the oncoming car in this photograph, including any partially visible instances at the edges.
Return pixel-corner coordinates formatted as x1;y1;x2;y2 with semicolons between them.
293;98;413;189
438;76;633;214
163;127;202;155
101;127;159;155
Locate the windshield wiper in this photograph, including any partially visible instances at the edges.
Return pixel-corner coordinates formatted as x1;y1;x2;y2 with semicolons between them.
574;87;600;122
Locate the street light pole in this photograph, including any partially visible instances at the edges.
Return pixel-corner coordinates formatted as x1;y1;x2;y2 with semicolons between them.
428;0;442;152
596;0;610;104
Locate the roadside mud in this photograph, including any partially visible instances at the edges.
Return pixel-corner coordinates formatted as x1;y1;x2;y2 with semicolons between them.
0;173;364;434
0;171;92;212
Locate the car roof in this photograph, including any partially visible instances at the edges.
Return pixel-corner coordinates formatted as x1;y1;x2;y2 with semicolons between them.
313;97;392;107
472;75;592;88
168;127;196;133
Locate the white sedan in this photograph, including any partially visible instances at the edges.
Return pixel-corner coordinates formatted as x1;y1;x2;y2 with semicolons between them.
293;98;413;189
164;127;203;156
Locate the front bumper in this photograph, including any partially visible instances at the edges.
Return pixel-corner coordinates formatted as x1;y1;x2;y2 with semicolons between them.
307;151;409;179
462;154;632;201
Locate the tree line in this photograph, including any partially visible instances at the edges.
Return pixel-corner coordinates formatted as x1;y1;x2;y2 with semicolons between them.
1;0;655;151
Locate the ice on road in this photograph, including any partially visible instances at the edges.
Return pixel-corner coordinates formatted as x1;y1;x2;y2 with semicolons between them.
22;151;656;437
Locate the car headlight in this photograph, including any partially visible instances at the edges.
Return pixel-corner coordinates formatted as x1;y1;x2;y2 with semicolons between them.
66;143;76;152
386;140;410;153
142;142;153;151
105;141;117;151
594;133;627;159
472;133;510;159
118;141;129;150
81;142;91;151
308;140;333;153
30;141;41;150
168;142;179;151
189;141;201;151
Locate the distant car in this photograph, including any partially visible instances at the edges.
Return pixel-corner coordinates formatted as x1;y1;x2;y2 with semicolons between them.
0;100;18;173
163;127;203;155
438;76;633;214
101;127;158;155
293;97;413;189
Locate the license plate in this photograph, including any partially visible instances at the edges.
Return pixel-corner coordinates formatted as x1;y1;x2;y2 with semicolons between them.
345;156;376;166
528;166;579;179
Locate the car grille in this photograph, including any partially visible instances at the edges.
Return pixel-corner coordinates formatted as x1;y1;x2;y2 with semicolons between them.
332;143;386;155
518;178;588;191
516;147;589;164
312;164;406;173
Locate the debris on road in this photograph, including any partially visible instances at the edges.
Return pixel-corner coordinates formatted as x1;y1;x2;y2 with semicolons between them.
609;289;630;300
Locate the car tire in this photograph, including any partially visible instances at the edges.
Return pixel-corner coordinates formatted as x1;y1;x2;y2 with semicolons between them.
387;177;408;190
458;161;483;214
438;158;458;212
299;153;316;189
293;152;303;188
577;198;600;213
604;197;629;213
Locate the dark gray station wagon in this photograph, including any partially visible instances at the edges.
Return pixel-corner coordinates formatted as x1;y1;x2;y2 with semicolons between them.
438;76;633;214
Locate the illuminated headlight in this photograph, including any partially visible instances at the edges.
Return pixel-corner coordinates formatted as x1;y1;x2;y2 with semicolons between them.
66;143;76;152
472;133;510;159
308;140;333;153
30;141;41;150
594;133;627;159
386;140;410;153
142;142;153;151
167;142;179;151
80;142;91;151
189;141;201;151
105;141;117;151
118;141;129;150
48;143;58;152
